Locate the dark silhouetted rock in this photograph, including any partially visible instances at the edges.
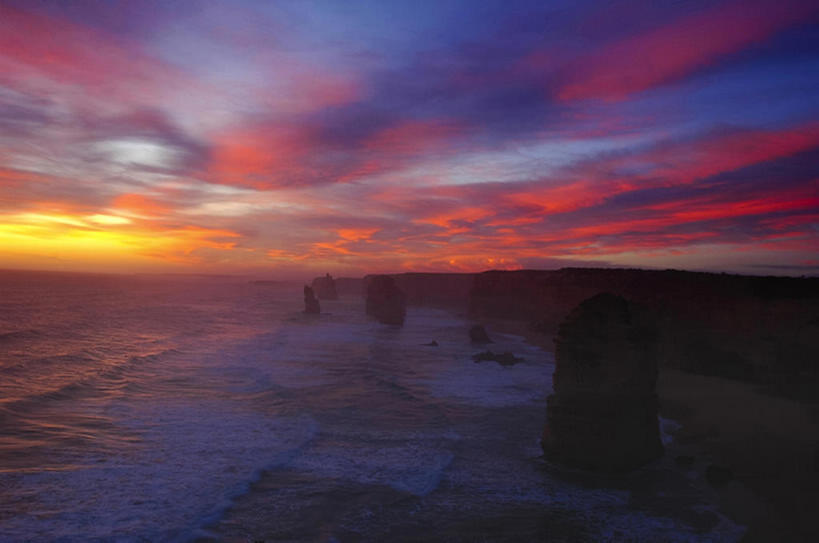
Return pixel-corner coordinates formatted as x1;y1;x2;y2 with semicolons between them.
303;285;320;314
365;275;406;325
705;464;733;485
675;455;695;467
472;350;524;366
542;292;663;471
423;340;439;347
469;324;492;343
311;273;339;300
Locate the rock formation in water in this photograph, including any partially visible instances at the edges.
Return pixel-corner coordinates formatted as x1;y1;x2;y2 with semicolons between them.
542;292;663;471
303;285;320;314
472;350;523;366
311;273;339;300
469;324;492;343
365;275;406;325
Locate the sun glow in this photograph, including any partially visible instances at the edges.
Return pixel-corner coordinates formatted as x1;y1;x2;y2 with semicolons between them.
0;212;241;271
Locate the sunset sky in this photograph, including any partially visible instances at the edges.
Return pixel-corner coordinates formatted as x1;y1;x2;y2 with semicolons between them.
1;0;817;277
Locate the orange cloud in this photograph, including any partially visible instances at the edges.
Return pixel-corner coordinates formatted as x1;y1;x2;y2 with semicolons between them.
337;228;379;241
112;193;169;218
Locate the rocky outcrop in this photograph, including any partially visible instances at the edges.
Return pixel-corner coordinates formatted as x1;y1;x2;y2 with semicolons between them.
469;324;492;343
472;350;524;366
303;285;320;314
311;273;339;300
365;275;406;325
542;293;663;471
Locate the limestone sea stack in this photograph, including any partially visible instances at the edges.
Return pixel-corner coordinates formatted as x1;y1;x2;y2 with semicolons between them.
311;273;339;300
542;292;663;471
365;275;406;325
469;324;492;343
303;285;320;314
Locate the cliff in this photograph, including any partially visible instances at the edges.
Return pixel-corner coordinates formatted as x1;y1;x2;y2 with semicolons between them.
468;268;819;386
335;277;365;297
364;272;476;310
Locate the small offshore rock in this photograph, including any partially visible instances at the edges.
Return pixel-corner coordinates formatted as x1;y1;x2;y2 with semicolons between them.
472;350;524;366
423;340;439;347
469;325;492;343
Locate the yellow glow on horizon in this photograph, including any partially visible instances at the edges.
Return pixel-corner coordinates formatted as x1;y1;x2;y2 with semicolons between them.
87;214;132;225
0;212;241;271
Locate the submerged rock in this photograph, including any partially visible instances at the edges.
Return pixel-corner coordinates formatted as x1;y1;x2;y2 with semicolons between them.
705;464;733;485
303;285;320;314
542;292;663;471
469;324;492;343
472;350;524;366
311;273;339;300
365;275;406;325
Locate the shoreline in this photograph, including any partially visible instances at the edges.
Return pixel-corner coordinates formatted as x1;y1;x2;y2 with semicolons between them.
482;317;819;542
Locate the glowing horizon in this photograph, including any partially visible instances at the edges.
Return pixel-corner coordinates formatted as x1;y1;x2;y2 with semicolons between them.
1;0;817;278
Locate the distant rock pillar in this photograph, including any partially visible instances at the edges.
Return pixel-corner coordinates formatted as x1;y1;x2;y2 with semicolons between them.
365;275;406;325
304;285;320;314
311;273;339;300
542;293;663;471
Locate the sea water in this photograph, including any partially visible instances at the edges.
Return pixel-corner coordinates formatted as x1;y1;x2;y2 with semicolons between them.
0;271;743;541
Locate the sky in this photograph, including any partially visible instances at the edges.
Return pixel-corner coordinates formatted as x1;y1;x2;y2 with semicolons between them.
0;0;817;278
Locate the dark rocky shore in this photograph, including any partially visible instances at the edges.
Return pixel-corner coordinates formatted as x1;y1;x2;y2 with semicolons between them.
341;267;819;541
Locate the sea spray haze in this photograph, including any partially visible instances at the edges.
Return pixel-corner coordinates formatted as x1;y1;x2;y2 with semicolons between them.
0;271;743;541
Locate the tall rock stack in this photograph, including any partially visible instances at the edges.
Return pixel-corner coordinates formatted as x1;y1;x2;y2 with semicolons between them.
311;273;339;300
542;293;663;471
303;285;320;314
365;275;406;325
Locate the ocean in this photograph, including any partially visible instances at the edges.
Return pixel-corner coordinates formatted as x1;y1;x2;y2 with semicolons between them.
0;271;744;542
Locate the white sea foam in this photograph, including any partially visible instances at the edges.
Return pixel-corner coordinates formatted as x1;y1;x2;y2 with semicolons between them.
291;441;455;497
416;339;554;407
2;401;317;542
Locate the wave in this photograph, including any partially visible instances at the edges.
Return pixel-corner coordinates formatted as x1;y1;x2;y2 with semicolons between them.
0;327;44;344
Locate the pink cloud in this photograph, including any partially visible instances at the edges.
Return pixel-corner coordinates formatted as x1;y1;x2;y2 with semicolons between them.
558;0;819;101
570;121;819;188
0;4;194;106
